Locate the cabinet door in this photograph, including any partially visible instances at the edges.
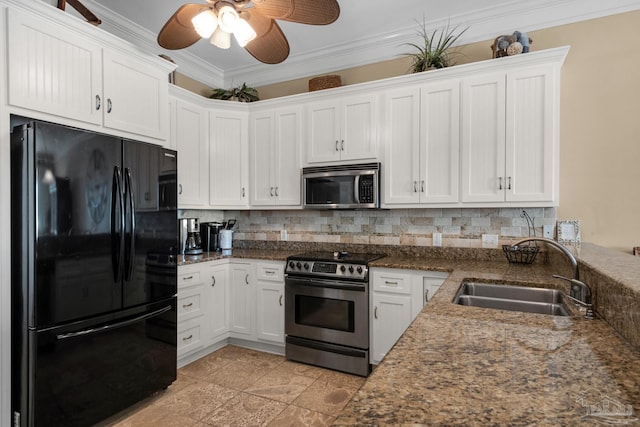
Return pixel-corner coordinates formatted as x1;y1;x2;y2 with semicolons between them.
461;73;506;202
206;263;229;341
229;263;254;336
274;107;302;206
371;293;412;364
102;49;168;139
420;81;460;203
341;94;378;161
306;101;341;163
209;110;249;208
176;99;209;207
249;112;276;206
383;87;421;205
256;281;284;343
506;66;556;202
7;8;102;125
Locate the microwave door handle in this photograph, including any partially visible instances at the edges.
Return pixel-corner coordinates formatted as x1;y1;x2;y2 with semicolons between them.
354;175;360;203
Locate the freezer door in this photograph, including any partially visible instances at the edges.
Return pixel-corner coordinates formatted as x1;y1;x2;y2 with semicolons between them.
12;120;125;328
122;142;178;308
16;299;177;427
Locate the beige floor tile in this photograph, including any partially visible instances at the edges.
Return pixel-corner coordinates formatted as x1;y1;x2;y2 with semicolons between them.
244;369;316;403
316;370;366;388
152;380;238;421
180;353;233;380
276;360;327;379
217;345;285;369
206;359;271;390
109;404;199;427
292;375;361;416
202;392;287;426
267;405;336;427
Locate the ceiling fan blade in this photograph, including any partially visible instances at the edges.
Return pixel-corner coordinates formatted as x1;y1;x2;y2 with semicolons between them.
244;19;290;64
157;3;204;50
252;0;339;25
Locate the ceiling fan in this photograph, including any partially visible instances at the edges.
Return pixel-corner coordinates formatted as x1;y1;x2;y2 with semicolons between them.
157;0;340;64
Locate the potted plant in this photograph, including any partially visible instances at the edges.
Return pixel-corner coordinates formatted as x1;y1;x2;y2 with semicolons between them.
209;82;259;102
403;19;468;73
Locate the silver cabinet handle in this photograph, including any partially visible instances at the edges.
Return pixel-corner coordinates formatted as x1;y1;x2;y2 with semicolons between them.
498;177;503;190
178;184;183;195
183;275;193;280
245;274;249;285
95;94;101;110
374;306;378;319
107;98;113;113
279;294;283;306
275;187;279;197
182;334;193;341
270;187;274;197
413;181;417;193
242;187;246;198
211;275;216;287
341;140;345;151
508;176;512;190
182;302;193;308
421;180;425;193
266;270;275;275
425;289;429;302
384;280;398;286
335;140;339;151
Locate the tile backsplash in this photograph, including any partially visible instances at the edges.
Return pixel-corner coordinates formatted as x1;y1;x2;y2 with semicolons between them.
207;207;558;248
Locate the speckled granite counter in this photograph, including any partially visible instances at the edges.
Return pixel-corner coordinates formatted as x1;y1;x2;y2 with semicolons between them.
335;246;640;426
177;248;296;266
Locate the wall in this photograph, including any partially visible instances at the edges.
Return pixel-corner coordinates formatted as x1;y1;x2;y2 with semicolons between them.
249;11;640;253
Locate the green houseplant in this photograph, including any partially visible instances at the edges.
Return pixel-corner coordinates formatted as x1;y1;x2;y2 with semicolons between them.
209;82;259;102
404;19;468;72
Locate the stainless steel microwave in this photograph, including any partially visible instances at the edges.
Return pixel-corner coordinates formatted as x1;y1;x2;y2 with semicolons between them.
302;162;380;209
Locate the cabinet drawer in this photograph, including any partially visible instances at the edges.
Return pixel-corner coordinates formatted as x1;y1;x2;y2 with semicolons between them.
178;270;202;289
177;322;203;356
256;262;284;281
372;270;412;294
178;289;203;322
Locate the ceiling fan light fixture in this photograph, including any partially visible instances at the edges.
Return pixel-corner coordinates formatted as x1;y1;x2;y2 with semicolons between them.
191;9;218;38
233;18;256;47
210;26;231;49
217;4;239;33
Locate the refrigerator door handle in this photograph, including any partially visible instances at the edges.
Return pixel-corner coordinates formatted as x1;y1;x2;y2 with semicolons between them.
124;168;136;281
111;166;125;282
55;305;172;341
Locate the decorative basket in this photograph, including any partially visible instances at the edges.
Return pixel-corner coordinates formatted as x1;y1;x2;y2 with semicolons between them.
502;244;539;264
309;75;342;92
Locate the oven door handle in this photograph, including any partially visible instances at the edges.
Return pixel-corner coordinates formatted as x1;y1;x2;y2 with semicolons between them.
285;277;366;292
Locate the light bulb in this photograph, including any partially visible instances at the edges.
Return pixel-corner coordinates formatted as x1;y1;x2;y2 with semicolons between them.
192;10;218;38
217;5;239;33
233;18;256;47
210;27;231;49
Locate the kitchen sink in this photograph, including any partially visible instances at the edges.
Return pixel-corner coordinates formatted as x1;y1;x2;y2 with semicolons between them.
453;282;571;316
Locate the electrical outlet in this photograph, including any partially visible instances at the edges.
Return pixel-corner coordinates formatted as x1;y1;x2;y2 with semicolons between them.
280;229;288;241
482;234;499;248
543;225;554;239
432;232;442;247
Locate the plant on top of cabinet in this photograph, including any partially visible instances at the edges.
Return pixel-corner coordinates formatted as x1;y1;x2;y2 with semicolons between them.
209;83;259;102
403;19;468;72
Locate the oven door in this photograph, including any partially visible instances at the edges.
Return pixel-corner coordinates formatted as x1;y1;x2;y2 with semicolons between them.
285;276;368;349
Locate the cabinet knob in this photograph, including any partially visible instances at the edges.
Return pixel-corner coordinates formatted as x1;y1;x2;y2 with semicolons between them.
211;275;216;287
95;94;101;111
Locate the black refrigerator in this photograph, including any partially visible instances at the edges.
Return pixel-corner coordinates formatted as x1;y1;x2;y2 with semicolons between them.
10;117;179;427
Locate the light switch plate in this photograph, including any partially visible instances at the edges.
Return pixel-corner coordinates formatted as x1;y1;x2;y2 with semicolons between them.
432;232;442;247
482;234;499;248
543;225;554;238
280;229;288;241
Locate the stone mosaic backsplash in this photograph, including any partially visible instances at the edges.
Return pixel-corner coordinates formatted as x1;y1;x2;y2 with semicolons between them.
216;207;558;248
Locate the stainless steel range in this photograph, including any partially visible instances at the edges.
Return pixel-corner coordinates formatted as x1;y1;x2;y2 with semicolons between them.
284;251;385;377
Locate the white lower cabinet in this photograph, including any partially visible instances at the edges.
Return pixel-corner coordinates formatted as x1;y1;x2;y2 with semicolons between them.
229;262;255;338
177;264;206;359
370;268;448;364
255;262;285;344
205;263;229;341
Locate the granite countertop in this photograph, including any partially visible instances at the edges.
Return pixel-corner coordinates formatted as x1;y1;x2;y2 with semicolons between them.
335;255;640;426
177;248;296;266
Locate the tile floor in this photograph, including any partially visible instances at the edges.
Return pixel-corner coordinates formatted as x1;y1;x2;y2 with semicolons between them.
99;345;366;426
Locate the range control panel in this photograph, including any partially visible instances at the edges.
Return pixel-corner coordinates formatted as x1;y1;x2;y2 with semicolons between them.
285;260;369;280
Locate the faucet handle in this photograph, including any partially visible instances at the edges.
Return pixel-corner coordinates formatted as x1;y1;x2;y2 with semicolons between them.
552;274;592;304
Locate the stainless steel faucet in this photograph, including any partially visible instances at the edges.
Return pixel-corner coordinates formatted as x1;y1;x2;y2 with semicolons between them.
511;237;594;317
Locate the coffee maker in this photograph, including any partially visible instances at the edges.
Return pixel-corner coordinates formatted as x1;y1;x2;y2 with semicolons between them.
201;222;223;252
179;218;203;255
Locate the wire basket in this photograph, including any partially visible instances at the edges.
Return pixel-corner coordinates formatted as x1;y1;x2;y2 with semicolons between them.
502;244;539;264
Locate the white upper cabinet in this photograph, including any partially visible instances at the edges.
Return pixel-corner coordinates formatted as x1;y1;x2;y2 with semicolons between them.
209;109;249;209
6;8;172;141
250;107;301;207
461;65;557;204
174;97;209;208
383;81;459;206
306;94;378;164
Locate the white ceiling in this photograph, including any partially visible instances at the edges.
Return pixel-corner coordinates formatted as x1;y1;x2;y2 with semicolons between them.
50;0;640;89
